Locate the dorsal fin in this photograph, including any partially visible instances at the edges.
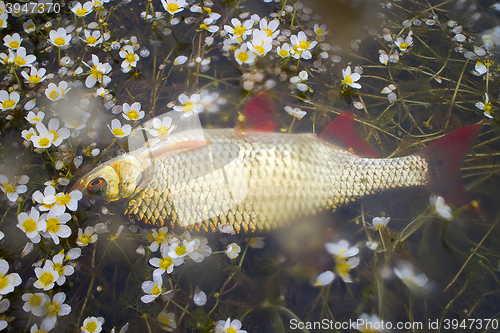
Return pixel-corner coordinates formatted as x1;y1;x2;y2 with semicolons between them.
237;92;277;132
319;110;380;157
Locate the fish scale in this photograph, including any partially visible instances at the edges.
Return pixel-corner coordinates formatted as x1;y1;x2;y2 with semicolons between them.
120;128;428;233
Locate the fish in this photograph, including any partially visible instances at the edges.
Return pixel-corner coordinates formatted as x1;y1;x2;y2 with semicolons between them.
72;93;482;233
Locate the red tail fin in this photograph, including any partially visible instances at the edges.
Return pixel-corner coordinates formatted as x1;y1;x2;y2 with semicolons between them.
237;92;278;132
416;125;482;206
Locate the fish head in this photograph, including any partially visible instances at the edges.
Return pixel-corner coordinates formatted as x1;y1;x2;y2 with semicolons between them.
72;154;148;202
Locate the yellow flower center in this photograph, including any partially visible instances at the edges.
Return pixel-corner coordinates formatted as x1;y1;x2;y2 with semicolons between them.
29;75;41;84
22;218;37;233
336;260;350;277
2;99;15;109
49;129;59;141
182;101;195;113
203;7;212;14
278;49;289;57
125;53;136;64
342;75;353;86
0;274;8;291
166;3;180;14
75;8;88;16
79;234;91;246
199;23;207;30
126;110;139;120
175;245;187;256
90;66;103;79
227;328;237;333
85;321;98;333
38;137;51;147
254;45;265;55
52;262;64;276
151;284;166;296
484;102;493;113
158;126;171;136
29;294;43;307
298;40;310;50
112;128;125;137
3;182;16;193
237;52;249;63
39;272;55;287
8;41;19;49
46;217;61;234
159;257;173;270
53;37;66;47
49;90;61;100
44;300;60;317
399;42;409;50
26;24;35;31
316;28;324;35
26;132;35;140
56;193;71;205
233;25;245;36
264;28;273;37
86;36;97;45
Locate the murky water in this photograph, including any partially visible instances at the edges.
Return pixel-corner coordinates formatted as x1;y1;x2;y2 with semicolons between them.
0;0;499;332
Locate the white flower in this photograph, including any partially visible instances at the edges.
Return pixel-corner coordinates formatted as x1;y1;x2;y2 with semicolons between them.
22;67;47;85
276;43;293;58
24;111;45;125
247;237;265;249
49;27;72;48
313;24;328;37
71;1;93;17
357;313;385;333
0;90;20;111
161;0;187;15
225;243;241;259
157;311;177;331
0;174;27;202
324;239;359;259
32;185;57;212
312;270;335;287
122;102;145;121
31;122;54;149
147;227;170;252
173;93;204;117
173;55;188;66
62;107;91;130
83;54;112;88
17;207;47;243
475;61;487;75
47;118;70;147
395;34;413;52
335;257;360;283
284;106;307;119
429;194;453;220
475;92;494;119
224;18;254;43
371;216;390;230
108;119;132;138
3;32;22;49
181;231;211;262
234;43;256;65
0;299;8;331
119;45;139;68
34;260;60;291
24;19;36;33
0;259;22;295
149;254;176;276
141;271;169;303
379;50;389;65
45;81;70;101
40;292;71;330
22;292;50;316
76;226;98;247
290;31;317;59
247;29;273;57
81;29;103;47
81;316;105;333
40;210;72;245
216;318;247;333
341;66;361;89
0;13;7;30
260;18;280;39
393;262;428;289
148;117;175;137
168;239;197;259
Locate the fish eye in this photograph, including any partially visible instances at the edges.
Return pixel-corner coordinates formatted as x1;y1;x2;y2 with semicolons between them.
87;177;107;196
